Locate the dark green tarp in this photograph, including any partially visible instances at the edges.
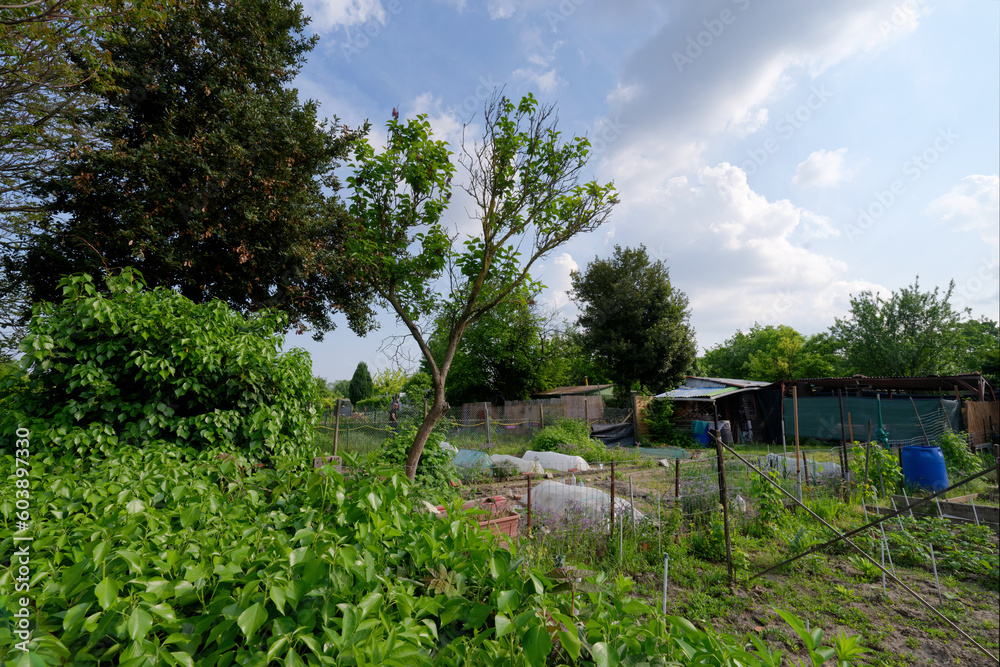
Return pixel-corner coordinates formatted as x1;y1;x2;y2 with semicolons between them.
779;396;960;442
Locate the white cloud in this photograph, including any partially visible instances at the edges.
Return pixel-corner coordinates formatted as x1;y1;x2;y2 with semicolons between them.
601;0;926;177
512;67;562;93
537;252;579;313
924;174;1000;247
792;147;855;188
410;93;465;145
301;0;385;31
608;162;877;348
487;0;518;19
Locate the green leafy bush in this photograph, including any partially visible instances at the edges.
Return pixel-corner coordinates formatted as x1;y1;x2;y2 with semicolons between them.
529;418;610;461
378;424;457;490
1;270;317;461
935;430;982;478
849;443;902;501
642;397;694;447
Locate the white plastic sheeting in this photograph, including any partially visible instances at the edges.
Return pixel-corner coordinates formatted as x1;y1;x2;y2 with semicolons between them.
530;481;644;524
522;450;591;472
490;454;545;475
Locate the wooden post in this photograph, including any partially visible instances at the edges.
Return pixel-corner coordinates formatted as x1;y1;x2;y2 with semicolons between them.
484;402;492;445
526;474;532;534
844;411;854;480
584;398;589;425
911;397;931;446
838;389;847;457
940;398;953;432
714;431;734;588
539;403;545;430
333;399;342;456
675;459;681;498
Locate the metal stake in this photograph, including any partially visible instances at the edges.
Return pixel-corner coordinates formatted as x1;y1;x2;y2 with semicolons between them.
930;544;943;605
662;553;669;615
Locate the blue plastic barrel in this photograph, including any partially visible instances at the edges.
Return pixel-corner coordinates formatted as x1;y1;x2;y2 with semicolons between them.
900;445;949;492
691;420;710;445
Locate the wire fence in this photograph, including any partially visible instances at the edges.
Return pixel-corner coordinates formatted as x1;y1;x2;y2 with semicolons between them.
316;404;634;455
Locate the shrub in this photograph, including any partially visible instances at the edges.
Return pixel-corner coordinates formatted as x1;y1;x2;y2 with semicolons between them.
642;398;694;447
935;430;982;479
378;424;457;490
849;443;902;500
1;270;317;461
529;418;610;462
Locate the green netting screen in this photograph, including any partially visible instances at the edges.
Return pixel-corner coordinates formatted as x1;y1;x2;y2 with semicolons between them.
781;396;960;443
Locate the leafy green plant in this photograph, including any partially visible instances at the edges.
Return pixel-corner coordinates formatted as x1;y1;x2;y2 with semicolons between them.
529;418;610;462
642;397;694;447
849;443;902;501
935;430;982;478
1;270;317;461
776;609;869;666
378;424;457;490
749;469;787;537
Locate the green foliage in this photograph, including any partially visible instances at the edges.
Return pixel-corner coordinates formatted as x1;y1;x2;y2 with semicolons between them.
776;609;869;667
346;92;617;477
935;430;982;478
749;470;787;537
1;270;316;459
1;439;850;665
642;397;693;447
372;367;408;399
529;418;612;462
849;443;902;501
829;278;969;377
953;316;1000;387
377;424;457;490
8;0;373;337
570;244;696;395
402;372;433;401
702;324;845;382
424;285;563;405
349;361;375;406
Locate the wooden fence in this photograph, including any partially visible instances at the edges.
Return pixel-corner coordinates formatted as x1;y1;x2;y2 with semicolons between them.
965;401;1000;445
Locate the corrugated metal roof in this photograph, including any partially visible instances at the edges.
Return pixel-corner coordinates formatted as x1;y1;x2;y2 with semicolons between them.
685;376;771;389
654;386;755;401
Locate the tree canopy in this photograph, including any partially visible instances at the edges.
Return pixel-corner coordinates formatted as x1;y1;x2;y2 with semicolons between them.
4;0;373;341
423;286;567;405
570;244;695;397
346;92;617;479
348;362;374;406
701;324;844;382
829;278;968;377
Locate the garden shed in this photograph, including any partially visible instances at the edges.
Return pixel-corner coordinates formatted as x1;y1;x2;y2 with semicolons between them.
754;373;997;448
654;377;771;444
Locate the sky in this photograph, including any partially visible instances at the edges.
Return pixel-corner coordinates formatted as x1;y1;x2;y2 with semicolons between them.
284;0;1000;384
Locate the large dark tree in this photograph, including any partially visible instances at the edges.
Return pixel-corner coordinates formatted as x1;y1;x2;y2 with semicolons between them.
4;0;373;336
570;244;696;397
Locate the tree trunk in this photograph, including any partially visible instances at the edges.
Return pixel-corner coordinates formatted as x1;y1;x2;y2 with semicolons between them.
404;374;450;481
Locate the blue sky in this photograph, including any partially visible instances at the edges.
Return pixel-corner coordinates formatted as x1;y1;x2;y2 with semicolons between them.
285;0;1000;384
